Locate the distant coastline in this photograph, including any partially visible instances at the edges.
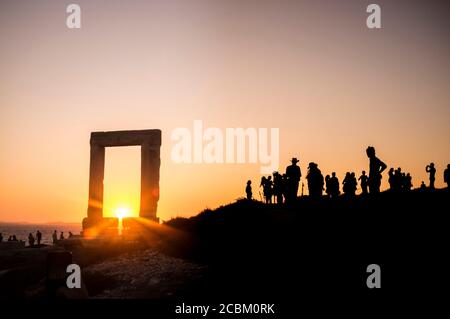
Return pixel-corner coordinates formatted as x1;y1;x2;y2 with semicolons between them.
0;222;82;245
0;221;81;225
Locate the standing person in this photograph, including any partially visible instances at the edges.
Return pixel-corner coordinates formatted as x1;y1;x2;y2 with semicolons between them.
60;232;65;240
36;230;42;246
329;172;340;198
444;164;450;189
325;175;331;197
388;168;395;190
273;172;284;204
359;171;369;195
263;176;273;204
401;172;407;190
350;172;358;196
426;163;436;189
52;230;58;244
393;168;403;191
259;176;267;201
306;162;324;199
342;172;351;196
28;233;35;247
366;146;387;194
281;174;288;202
285;158;301;203
245;180;253;200
405;173;413;191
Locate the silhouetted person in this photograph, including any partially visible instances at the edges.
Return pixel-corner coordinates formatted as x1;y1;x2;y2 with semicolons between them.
400;172;406;190
444;164;450;189
60;232;65;240
388;168;395;190
359;171;368;194
281;174;288;202
263;176;273;204
12;235;18;241
325;175;331;197
28;233;35;247
394;168;403;191
343;172;357;196
351;172;358;195
388;168;403;192
8;235;13;241
36;230;42;246
426;163;436;189
306;162;324;199
0;232;3;243
325;174;336;198
420;181;426;191
52;230;58;244
405;173;412;191
245;180;252;200
260;176;267;201
285;158;301;203
342;173;350;194
272;172;283;204
69;231;74;238
366;146;387;194
329;172;340;198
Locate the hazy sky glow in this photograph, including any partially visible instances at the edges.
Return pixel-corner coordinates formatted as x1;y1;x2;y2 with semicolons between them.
1;0;449;223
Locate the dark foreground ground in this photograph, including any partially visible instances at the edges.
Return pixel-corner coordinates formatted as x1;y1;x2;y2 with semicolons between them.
1;189;448;316
162;188;449;312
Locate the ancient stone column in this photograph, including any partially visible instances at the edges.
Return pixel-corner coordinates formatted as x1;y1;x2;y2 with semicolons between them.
87;143;105;220
140;142;160;221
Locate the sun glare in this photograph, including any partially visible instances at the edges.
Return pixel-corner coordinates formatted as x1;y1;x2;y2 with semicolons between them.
115;206;131;219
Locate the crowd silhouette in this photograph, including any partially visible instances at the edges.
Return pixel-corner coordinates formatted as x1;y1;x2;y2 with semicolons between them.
387;168;413;192
245;146;449;203
342;172;357;196
0;229;74;247
257;158;301;204
325;172;340;198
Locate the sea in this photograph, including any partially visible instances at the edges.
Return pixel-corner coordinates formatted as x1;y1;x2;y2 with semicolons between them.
0;222;82;245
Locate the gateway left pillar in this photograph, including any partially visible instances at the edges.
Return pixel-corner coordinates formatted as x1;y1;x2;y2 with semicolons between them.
82;143;105;234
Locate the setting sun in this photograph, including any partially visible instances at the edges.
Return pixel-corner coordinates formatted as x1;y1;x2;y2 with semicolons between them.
115;207;131;219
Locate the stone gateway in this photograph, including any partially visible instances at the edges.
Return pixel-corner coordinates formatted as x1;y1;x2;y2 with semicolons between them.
82;129;161;234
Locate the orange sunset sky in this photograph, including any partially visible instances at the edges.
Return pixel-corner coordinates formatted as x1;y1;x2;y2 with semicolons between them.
1;0;449;223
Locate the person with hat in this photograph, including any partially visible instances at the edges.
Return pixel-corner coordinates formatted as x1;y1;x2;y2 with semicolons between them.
285;157;301;203
306;162;324;198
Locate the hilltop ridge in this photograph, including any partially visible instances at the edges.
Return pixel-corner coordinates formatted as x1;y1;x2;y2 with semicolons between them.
162;189;448;299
